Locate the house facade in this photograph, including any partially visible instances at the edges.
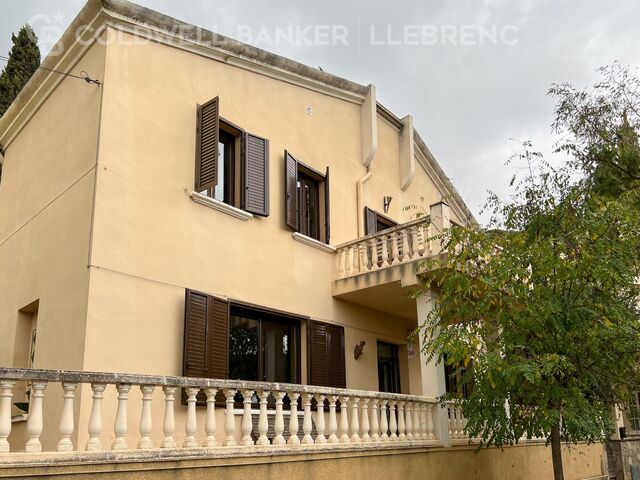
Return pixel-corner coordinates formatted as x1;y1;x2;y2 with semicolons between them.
0;1;606;478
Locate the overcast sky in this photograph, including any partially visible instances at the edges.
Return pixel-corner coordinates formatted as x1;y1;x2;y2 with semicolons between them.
2;0;639;223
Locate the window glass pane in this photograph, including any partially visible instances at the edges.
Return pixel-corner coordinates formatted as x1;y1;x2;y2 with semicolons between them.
229;315;259;381
377;341;400;393
262;321;291;383
214;140;225;202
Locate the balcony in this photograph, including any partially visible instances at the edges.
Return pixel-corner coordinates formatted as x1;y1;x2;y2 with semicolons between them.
333;203;450;318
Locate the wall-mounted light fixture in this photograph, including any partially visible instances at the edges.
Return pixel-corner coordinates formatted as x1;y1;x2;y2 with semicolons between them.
383;196;393;214
354;341;366;360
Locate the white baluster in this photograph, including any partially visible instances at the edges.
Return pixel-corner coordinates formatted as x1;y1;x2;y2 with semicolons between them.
112;384;131;450
410;226;419;258
397;401;406;441
273;391;286;445
457;407;466;438
287;392;300;445
301;393;314;444
344;247;352;276
338;396;350;443
401;229;411;262
327;395;338;444
380;234;389;266
413;403;424;440
161;386;177;448
380;400;389;441
357;243;367;273
241;389;254;446
183;387;199;447
388;401;397;441
448;405;457;439
389;232;399;265
405;402;413;441
256;390;270;446
315;395;326;444
349;397;360;442
337;249;345;278
204;387;217;447
25;381;47;452
137;385;154;449
370;398;380;442
0;380;15;453
360;398;371;442
86;383;105;451
57;382;77;451
415;225;425;256
224;389;237;446
369;239;379;270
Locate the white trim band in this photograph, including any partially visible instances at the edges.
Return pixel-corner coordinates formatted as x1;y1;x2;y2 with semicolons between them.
189;191;253;221
292;232;336;253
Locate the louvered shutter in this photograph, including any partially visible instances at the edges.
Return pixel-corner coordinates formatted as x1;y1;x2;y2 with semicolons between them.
327;324;346;388
195;97;219;192
324;167;330;244
183;289;229;380
183;290;209;378
207;297;229;379
284;150;299;231
364;207;378;235
242;133;270;216
308;320;328;386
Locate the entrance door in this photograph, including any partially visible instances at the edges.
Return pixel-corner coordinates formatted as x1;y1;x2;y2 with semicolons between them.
377;341;400;393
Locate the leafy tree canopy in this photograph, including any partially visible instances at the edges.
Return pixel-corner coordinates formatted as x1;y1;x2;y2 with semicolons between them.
419;66;640;480
0;24;40;118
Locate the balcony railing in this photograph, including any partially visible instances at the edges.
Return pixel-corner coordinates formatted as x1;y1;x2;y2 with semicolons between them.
335;216;435;280
0;367;442;456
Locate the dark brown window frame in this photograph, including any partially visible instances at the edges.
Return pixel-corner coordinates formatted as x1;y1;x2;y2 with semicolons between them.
364;206;397;235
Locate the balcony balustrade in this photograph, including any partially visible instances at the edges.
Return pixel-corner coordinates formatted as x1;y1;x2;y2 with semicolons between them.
0;367;444;457
335;216;435;281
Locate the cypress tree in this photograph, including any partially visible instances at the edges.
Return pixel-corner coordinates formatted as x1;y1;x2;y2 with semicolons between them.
0;24;41;118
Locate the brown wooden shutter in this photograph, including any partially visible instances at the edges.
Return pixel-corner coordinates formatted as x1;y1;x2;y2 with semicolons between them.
284;150;299;231
308;320;328;386
324;166;330;244
242;133;270;216
183;289;229;380
308;320;345;388
327;324;346;388
195;96;219;192
183;289;209;378
364;207;378;235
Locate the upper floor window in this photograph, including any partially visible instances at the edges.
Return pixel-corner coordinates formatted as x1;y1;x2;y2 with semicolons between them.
284;150;330;243
364;207;397;235
195;96;270;216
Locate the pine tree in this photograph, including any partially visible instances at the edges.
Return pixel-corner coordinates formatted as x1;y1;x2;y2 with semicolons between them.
0;24;41;118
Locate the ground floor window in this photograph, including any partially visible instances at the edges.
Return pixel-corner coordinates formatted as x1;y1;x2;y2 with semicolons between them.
229;305;299;383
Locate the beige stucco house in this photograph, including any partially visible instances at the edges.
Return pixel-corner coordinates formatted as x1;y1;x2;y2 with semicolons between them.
0;1;607;478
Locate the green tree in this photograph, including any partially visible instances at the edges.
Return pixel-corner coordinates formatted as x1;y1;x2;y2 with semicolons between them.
0;24;40;118
419;74;640;480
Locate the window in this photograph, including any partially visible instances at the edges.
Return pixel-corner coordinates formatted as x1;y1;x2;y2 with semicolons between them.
229;304;299;383
444;353;473;399
284;151;330;243
195;96;269;216
307;320;345;388
364;207;397;235
630;392;640;431
377;341;400;393
182;289;300;385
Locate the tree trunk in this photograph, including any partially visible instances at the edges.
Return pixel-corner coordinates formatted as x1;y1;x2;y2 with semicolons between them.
550;422;564;480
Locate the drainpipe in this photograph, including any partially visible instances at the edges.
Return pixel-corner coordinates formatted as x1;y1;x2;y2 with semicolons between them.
356;167;372;238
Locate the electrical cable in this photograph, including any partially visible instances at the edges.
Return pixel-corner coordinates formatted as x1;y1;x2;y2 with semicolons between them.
0;55;101;85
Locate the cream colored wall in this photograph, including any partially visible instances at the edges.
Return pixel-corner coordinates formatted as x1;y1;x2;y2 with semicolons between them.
0;37;106;450
84;27;434;393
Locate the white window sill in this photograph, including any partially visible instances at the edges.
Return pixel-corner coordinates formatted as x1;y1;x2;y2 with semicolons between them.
189;191;253;221
292;232;336;253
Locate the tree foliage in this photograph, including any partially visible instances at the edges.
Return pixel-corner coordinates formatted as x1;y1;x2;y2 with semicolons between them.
0;24;40;118
419;66;640;480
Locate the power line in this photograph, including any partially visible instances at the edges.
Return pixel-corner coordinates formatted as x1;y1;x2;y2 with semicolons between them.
0;55;101;85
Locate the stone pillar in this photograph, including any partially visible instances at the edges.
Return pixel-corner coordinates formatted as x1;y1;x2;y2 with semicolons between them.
415;290;449;446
